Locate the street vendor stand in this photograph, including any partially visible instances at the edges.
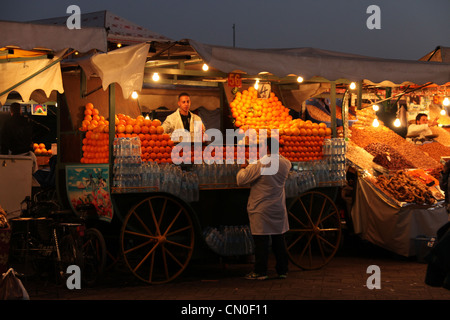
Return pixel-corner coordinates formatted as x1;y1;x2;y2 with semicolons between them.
3;14;450;285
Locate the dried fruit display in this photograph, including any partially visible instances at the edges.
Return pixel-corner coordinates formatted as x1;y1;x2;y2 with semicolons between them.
430;127;450;146
364;142;414;170
375;171;435;205
417;141;450;163
350;125;440;169
346;141;374;170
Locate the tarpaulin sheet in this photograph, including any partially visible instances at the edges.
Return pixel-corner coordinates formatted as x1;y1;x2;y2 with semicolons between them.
189;39;450;86
351;176;449;257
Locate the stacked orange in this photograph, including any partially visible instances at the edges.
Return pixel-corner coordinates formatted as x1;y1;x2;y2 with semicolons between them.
115;115;175;164
79;103;110;164
81;131;109;164
230;88;334;162
229;87;293;130
279;119;331;162
79;103;109;133
33;143;52;156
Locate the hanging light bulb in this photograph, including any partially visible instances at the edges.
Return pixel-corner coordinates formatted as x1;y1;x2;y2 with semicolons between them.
144;114;150;120
443;97;450;106
394;118;401;127
254;79;260;90
297;76;304;83
202;63;209;71
372;118;379;127
441;109;447;116
131;91;138;99
372;104;379;111
117;43;122;48
152;72;160;81
349;82;356;90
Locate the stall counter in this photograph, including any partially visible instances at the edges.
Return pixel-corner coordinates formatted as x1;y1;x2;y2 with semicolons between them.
351;175;449;257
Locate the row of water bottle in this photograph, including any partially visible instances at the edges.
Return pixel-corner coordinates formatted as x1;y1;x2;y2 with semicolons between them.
140;162;200;202
191;163;241;185
113;137;141;158
323;138;347;157
323;138;347;186
203;225;254;256
159;164;200;202
113;138;143;190
285;171;317;197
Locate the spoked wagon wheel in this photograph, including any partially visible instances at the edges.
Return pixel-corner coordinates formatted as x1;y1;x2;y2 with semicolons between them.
286;190;342;270
120;194;195;284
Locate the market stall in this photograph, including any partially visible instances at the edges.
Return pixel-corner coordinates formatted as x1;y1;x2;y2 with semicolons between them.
4;12;450;285
58;35;450;283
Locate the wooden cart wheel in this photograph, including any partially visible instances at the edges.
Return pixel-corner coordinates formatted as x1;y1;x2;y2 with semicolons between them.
286;190;342;270
120;194;195;284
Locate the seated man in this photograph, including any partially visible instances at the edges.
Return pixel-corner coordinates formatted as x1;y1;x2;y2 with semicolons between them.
407;113;439;144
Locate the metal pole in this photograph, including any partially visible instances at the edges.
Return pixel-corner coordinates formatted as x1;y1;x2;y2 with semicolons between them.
233;24;236;48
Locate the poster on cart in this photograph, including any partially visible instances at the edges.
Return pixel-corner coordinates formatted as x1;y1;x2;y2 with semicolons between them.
66;164;113;222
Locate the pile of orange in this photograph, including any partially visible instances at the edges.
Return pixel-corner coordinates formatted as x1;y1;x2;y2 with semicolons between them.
81;131;109;164
78;103;176;164
33;143;52;156
139;132;174;163
230;88;334;162
115;114;165;137
230;87;293;130
115;115;175;163
79;102;109;133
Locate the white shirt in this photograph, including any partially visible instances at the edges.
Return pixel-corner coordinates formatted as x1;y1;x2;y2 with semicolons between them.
236;154;292;235
162;109;204;142
407;123;433;137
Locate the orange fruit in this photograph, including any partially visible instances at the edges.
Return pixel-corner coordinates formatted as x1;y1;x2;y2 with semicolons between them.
156;126;164;134
116;124;125;133
133;124;141;134
152;119;161;127
125;125;134;134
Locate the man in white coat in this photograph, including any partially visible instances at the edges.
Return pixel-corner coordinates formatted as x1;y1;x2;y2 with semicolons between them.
236;136;292;280
162;92;205;142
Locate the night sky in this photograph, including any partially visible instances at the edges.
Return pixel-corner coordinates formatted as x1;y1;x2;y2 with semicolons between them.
1;0;449;60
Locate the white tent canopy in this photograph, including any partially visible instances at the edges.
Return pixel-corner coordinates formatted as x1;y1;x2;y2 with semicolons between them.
188;39;450;86
0;21;107;52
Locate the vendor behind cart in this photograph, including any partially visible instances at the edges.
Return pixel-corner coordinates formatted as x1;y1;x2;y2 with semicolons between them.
162;92;205;142
406;113;439;144
1;102;37;173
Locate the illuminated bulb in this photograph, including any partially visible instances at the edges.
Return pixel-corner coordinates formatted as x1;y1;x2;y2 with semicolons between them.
394;118;401;127
372;118;379;127
202;63;209;71
441;109;447;116
131;91;138;99
349;82;356;90
372;105;379;111
152;72;160;81
254;79;259;90
117;43;122;48
297;76;304;83
443;97;450;106
145;114;150;120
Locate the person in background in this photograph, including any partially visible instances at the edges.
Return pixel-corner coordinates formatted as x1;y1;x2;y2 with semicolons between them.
1;102;37;172
236;136;292;280
162;92;205;142
407;113;438;137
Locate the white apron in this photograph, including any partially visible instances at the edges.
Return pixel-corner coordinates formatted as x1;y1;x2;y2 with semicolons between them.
236;154;291;235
